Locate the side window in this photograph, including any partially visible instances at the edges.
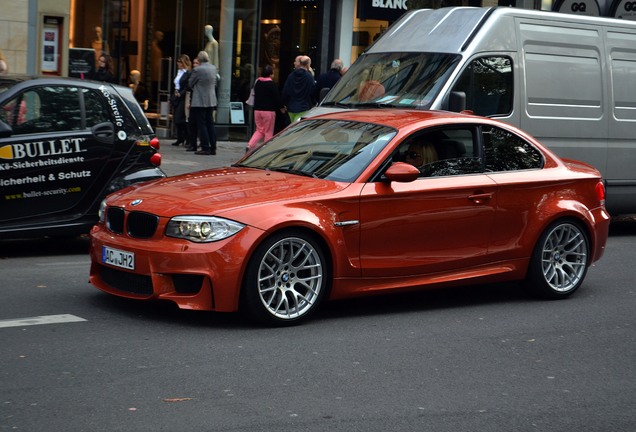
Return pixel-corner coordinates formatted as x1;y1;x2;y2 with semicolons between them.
1;95;29;127
83;88;112;126
452;56;513;117
9;86;81;135
483;125;544;172
398;128;481;177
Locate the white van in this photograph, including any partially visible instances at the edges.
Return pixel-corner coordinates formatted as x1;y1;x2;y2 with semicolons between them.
311;7;636;215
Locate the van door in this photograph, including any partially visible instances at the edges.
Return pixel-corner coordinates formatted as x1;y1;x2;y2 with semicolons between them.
515;19;608;175
0;84;115;225
605;28;636;212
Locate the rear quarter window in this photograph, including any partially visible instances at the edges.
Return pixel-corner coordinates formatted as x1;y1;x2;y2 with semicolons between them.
83;88;112;126
483;125;543;172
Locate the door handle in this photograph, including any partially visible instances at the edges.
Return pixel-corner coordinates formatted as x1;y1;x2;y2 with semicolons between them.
468;192;493;204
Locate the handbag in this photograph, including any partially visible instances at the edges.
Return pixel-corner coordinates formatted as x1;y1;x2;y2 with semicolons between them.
245;79;258;106
245;87;255;106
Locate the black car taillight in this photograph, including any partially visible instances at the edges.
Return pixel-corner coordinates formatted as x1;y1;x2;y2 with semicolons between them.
150;153;162;166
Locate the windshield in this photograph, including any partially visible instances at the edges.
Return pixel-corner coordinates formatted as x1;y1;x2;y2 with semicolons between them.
236;119;397;182
321;52;460;109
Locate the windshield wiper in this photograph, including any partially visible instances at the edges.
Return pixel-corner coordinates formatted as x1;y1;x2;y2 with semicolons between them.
353;102;399;109
320;101;353;108
267;167;317;178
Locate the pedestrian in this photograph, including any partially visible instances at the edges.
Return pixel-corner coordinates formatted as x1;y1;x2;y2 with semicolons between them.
87;52;116;83
188;51;217;155
185;57;200;152
282;55;315;123
247;64;283;152
314;58;343;102
171;54;192;147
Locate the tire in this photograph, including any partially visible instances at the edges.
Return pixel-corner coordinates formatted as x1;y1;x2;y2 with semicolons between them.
525;220;589;299
242;231;328;325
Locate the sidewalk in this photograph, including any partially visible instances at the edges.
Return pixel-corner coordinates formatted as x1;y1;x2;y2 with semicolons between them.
157;139;247;177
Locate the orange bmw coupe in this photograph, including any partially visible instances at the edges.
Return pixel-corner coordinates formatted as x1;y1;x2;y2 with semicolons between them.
89;110;610;325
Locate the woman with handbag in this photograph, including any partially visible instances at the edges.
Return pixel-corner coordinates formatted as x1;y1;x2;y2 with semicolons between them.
171;54;192;146
246;65;283;152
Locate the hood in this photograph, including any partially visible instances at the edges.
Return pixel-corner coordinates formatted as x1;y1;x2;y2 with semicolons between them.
106;167;349;216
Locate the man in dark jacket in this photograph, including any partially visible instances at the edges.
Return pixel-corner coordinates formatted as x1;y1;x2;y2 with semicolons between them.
188;51;217;155
314;58;343;102
282;55;315;122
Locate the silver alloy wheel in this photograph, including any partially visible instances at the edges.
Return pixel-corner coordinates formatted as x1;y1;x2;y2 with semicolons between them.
540;223;588;292
257;236;324;320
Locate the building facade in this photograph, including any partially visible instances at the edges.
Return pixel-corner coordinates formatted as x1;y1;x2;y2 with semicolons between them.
1;0;634;134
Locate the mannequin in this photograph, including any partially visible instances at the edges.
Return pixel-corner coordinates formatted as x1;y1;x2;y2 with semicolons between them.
91;26;109;68
151;30;164;82
129;70;149;111
204;25;219;67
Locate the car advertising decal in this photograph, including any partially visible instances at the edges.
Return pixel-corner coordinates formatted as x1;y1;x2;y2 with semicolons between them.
0;138;87;163
0;136;101;221
98;85;125;128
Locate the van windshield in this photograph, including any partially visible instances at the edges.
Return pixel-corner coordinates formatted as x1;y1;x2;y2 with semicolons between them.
320;52;460;109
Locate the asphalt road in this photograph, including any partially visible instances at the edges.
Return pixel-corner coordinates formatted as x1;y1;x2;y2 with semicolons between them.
1;140;635;431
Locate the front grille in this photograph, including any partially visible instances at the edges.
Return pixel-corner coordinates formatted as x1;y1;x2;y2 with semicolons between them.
100;265;153;295
127;212;159;238
105;207;159;238
106;207;125;234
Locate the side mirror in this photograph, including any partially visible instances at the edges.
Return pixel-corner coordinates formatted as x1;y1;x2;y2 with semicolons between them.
448;91;466;113
384;162;420;183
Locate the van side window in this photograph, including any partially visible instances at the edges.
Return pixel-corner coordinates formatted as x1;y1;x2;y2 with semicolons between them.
452;56;513;117
482;125;543;172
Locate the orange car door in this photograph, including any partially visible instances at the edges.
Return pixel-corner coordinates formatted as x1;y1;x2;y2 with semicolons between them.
358;173;498;278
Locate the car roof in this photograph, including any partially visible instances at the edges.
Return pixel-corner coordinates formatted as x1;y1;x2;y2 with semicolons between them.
307;109;486;130
0;75;127;94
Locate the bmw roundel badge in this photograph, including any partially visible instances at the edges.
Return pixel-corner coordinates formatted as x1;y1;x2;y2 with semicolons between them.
130;199;143;206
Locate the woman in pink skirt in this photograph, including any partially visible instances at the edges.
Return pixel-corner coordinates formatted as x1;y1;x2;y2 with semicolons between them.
247;65;283;151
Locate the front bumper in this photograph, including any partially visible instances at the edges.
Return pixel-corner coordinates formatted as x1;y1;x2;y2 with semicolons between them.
89;223;265;312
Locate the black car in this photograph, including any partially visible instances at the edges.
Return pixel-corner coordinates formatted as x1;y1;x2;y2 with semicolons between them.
0;76;165;239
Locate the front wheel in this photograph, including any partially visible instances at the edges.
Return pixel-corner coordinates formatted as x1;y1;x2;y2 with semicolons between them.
242;231;328;325
525;220;589;299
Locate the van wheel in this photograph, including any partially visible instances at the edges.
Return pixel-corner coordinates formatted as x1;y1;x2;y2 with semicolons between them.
242;231;328;325
525;220;589;299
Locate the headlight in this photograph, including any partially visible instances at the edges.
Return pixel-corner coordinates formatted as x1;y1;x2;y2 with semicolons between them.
166;216;245;243
98;199;108;223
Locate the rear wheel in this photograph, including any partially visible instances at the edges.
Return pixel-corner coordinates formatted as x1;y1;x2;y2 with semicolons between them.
242;231;328;325
525;220;589;299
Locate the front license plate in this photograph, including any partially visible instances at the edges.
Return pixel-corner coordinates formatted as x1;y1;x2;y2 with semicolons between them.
102;246;135;270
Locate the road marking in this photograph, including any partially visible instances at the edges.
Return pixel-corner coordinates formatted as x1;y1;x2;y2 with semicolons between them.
0;314;87;329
